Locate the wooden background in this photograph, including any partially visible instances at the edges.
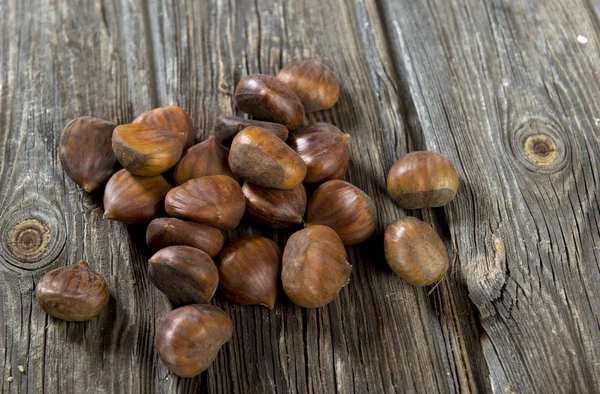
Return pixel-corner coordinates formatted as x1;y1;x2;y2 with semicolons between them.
1;0;599;393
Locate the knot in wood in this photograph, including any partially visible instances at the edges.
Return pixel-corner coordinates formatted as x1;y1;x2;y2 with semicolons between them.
523;134;558;166
511;118;568;174
9;219;51;262
0;200;66;272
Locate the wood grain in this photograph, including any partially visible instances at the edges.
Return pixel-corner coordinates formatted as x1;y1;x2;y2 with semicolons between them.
1;0;599;393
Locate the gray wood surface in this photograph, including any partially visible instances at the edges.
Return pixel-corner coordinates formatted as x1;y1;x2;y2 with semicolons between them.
0;0;599;393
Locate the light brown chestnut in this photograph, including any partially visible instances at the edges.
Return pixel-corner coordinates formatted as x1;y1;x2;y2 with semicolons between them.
148;246;219;305
173;137;238;185
384;217;449;286
306;180;376;246
213;116;289;145
288;122;350;183
387;151;459;209
282;225;351;308
165;175;245;230
146;217;224;257
133;105;195;149
242;183;306;229
103;169;172;223
112;123;183;176
59;117;120;193
36;260;109;321
217;237;282;308
276;60;340;112
155;304;232;377
235;74;305;130
229;126;307;189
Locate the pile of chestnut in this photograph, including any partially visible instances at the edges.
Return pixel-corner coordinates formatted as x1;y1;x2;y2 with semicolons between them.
36;59;459;378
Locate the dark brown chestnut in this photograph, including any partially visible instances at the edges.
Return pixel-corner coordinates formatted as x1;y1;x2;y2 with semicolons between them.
165;175;245;230
282;225;351;308
217;237;282;308
173;137;238;185
146;217;224;257
235;74;305;130
287;122;350;183
103;169;172;223
59;116;120;192
133;105;195;149
276;60;340;112
148;246;219;305
36;260;109;321
112;123;183;176
384;217;449;286
229;126;306;189
242;183;307;229
306;180;376;246
387;151;459;209
155;304;232;377
213;116;289;145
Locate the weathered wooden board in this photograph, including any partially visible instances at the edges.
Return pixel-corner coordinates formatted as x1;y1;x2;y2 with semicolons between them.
0;0;598;393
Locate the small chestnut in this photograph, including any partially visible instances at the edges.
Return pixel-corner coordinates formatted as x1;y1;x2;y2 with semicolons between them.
148;246;219;305
306;180;376;246
155;304;233;377
229;126;307;189
213;116;289;145
276;60;340;112
387;151;459;209
146;217;224;257
235;74;305;130
384;217;449;286
133;105;195;149
242;183;307;229
112;123;183;176
36;260;109;321
165;175;246;230
59;117;120;193
217;237;282;308
287;122;350;183
103;169;172;223
282;225;351;308
173;137;238;185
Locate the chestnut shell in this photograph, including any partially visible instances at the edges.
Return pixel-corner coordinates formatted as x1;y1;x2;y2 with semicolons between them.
242;183;307;229
146;217;224;257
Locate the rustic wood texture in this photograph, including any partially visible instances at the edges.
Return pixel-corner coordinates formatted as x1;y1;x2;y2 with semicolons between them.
0;0;598;393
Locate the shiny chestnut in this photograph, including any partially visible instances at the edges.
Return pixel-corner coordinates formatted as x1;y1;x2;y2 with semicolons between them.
387;151;459;209
384;217;449;286
242;183;306;229
173;137;238;185
235;74;305;130
133;105;195;149
146;217;224;257
213;116;289;145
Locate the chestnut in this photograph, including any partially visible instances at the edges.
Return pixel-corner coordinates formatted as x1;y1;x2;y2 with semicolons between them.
384;217;449;286
103;169;172;223
36;260;109;321
287;122;350;183
276;60;340;112
173;137;238;185
282;225;351;308
217;237;282;308
112;123;183;176
213;116;289;145
146;217;224;257
165;175;245;230
387;151;459;209
306;180;376;246
242;183;306;229
229;126;307;189
234;74;305;130
59;117;120;193
133;105;195;149
155;304;232;377
148;246;219;305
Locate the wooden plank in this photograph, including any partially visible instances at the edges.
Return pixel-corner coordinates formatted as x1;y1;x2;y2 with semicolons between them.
146;0;489;392
0;0;182;392
377;0;600;392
